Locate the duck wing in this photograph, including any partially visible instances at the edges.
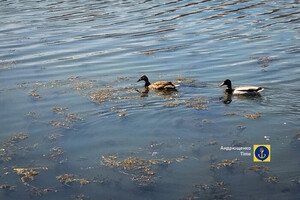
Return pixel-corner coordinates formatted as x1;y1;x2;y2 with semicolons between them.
150;81;176;90
234;86;264;94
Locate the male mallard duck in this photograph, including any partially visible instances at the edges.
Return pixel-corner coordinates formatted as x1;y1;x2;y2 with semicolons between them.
137;75;176;90
219;79;264;95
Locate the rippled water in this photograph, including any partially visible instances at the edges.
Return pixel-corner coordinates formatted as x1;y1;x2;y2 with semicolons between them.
1;0;300;199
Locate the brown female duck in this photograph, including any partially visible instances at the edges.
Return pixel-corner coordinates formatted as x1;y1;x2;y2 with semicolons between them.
137;75;176;90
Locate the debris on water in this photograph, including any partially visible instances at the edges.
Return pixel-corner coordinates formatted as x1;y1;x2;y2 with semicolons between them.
111;107;128;117
48;133;64;141
208;141;218;145
89;89;112;103
49;147;64;159
71;194;90;200
202;119;210;123
248;165;269;173
114;76;130;82
49;120;67;128
29;89;42;99
164;102;179;107
117;111;127;117
56;174;75;185
211;158;239;169
251;56;275;68
56;174;91;186
73;80;94;91
66;113;84;122
27;186;58;196
0;60;16;70
0;184;15;191
244;112;261;119
13;168;40;182
264;176;279;183
185;97;208;110
175;75;196;83
26;112;39;120
291;178;300;185
141;50;156;55
10;133;29;141
183;182;231;200
101;155;186;186
51;107;68;112
0;133;30;162
264;136;270;141
224;112;238;116
294;131;300;141
237;125;246;131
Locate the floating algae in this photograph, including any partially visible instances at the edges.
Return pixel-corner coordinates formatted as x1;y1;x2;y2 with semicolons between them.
111;107;128;117
183;182;231;200
71;194;89;200
208;141;218;145
244;112;261;119
264;176;279;183
0;133;29;163
101;155;186;186
294;131;300;141
185;97;208;110
50;109;83;129
26;112;39;120
0;184;15;191
114;76;130;82
0;60;16;70
49;120;67;128
175;75;196;83
29;89;42;99
27;187;58;196
117;111;127;117
237;125;246;131
48;133;64;141
66;113;84;122
56;174;75;185
51;107;68;112
89;89;113;103
49;147;64;159
73;80;95;91
13;168;40;183
211;158;239;170
10;133;29;141
224;112;238;116
248;165;269;173
251;56;275;68
56;174;91;186
164;102;179;108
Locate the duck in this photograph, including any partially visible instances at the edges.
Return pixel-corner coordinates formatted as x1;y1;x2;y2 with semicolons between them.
137;75;176;90
219;79;264;95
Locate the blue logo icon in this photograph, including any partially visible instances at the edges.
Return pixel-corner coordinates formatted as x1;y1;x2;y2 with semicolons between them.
254;146;269;161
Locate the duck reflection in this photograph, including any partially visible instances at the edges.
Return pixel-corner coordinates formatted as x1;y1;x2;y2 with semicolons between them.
221;93;263;104
135;88;179;99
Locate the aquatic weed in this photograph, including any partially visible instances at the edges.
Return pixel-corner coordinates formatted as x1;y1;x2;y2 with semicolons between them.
13;168;40;183
101;155;186;186
244;112;261;119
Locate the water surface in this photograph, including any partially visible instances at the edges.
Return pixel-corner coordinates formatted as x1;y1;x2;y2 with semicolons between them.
1;0;300;199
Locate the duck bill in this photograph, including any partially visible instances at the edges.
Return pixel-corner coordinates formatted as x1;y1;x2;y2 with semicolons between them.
137;78;141;82
219;82;225;87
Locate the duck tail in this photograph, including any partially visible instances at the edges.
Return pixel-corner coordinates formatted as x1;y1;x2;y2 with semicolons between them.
257;87;264;93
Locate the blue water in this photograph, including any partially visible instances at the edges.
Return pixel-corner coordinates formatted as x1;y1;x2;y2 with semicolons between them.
1;0;300;199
